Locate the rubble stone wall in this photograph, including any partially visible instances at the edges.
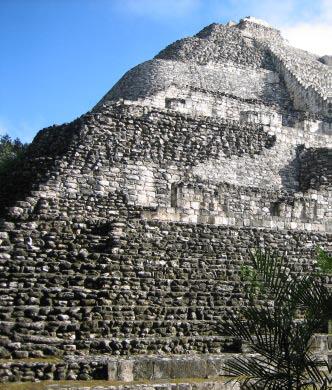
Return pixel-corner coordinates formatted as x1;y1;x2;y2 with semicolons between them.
299;147;332;191
99;60;290;113
0;216;329;358
2;105;329;227
0;18;330;383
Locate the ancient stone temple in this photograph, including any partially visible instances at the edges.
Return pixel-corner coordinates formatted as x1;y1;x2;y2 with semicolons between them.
0;17;331;384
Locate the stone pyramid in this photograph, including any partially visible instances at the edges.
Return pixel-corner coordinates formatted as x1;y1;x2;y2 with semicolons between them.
0;17;330;383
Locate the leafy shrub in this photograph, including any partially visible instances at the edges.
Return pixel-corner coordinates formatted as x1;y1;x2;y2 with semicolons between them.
0;134;28;175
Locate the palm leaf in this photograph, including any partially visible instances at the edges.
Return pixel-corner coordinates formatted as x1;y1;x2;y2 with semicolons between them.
223;249;331;389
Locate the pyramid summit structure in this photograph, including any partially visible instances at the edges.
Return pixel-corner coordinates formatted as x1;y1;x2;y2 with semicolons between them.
0;17;330;384
99;17;330;117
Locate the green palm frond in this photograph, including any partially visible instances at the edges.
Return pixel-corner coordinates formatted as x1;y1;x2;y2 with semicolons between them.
224;249;331;389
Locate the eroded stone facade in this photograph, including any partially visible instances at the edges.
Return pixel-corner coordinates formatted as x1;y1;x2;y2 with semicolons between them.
0;17;331;381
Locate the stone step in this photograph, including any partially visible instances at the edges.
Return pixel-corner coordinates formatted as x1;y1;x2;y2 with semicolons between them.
0;305;231;322
1;379;240;390
0;310;234;322
0;263;239;271
1;335;235;357
0;353;239;385
0;290;240;302
0;319;223;338
44;379;240;390
0;305;230;312
0;281;239;290
0;280;237;292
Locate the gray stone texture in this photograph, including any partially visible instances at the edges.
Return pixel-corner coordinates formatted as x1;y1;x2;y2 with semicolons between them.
0;16;331;383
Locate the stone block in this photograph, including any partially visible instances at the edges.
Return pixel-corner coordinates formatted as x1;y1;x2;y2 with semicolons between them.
107;361;118;380
153;359;174;380
206;356;229;377
118;360;134;382
133;358;154;380
171;358;207;379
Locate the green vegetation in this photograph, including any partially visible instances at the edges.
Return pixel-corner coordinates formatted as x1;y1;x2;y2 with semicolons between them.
0;134;28;175
224;249;332;389
316;247;332;335
316;247;332;276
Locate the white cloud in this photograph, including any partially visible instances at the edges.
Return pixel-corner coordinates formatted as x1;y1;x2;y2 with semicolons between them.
282;23;332;56
218;0;327;54
117;0;200;19
278;0;332;55
215;0;332;55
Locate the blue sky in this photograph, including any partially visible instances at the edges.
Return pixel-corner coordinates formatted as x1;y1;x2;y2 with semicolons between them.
0;0;331;143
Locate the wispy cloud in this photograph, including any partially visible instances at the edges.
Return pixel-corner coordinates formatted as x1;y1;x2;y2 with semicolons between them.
115;0;201;19
282;24;332;56
281;0;332;55
228;0;332;55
